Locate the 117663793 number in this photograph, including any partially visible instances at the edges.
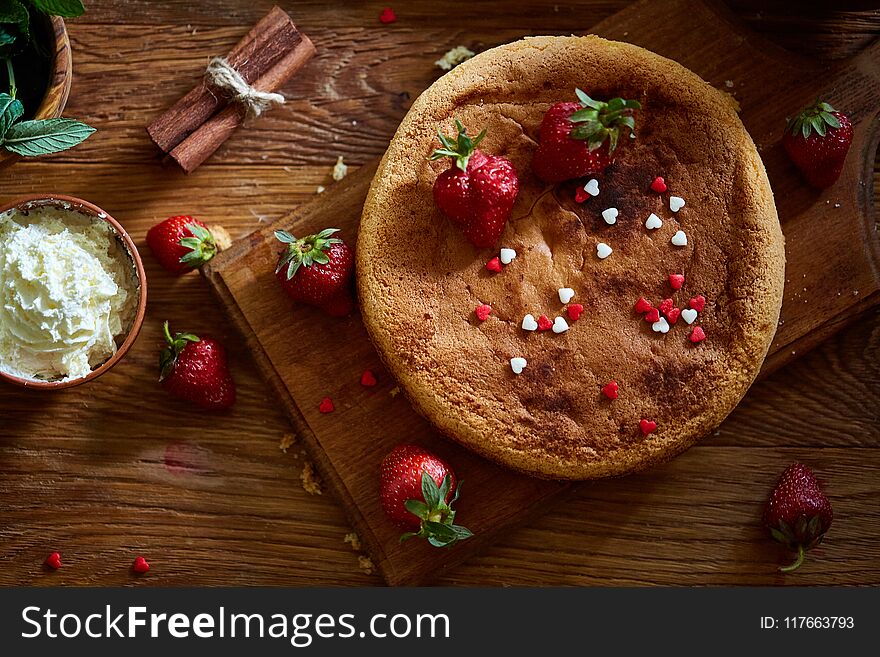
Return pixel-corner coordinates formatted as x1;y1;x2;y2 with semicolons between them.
783;617;854;629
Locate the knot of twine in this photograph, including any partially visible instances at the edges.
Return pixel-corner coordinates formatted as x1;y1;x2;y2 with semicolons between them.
205;57;286;119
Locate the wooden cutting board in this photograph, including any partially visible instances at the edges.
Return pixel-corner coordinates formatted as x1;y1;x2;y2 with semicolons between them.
203;0;880;585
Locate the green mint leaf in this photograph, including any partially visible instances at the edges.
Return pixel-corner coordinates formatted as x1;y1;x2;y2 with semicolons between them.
0;0;29;41
1;117;95;156
0;92;23;137
30;0;85;17
0;26;15;47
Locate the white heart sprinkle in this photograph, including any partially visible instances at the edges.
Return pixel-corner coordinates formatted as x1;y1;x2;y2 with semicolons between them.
596;242;612;259
510;357;527;374
645;213;662;230
521;314;538;331
671;230;688;247
652;317;670;334
584;179;600;196
670;196;686;212
558;287;575;304
552;316;569;333
681;308;698;324
499;247;517;265
601;207;618;225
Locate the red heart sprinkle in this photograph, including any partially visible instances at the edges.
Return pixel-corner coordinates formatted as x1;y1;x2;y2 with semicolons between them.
634;297;652;314
318;397;335;413
650;176;667;193
659;298;674;316
485;257;502;273
575;187;590;203
567;303;584;321
644;308;660;323
602;381;619;400
132;556;150;574
45;552;62;570
475;304;492;321
689;295;706;312
379;7;397;23
666;307;681;325
669;274;685;290
689;326;706;343
537;315;553;331
639;419;657;435
360;370;377;387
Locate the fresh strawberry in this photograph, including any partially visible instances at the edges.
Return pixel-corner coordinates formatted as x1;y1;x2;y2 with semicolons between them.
532;89;641;184
274;228;354;317
431;121;519;248
147;216;222;275
380;444;473;548
159;322;236;410
763;462;833;573
782;100;853;189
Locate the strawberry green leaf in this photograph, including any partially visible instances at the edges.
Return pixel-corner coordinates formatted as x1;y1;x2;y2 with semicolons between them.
178;222;218;268
421;471;441;508
430;120;486;171
789;99;844;139
404;499;429;517
274;227;343;279
159;321;200;381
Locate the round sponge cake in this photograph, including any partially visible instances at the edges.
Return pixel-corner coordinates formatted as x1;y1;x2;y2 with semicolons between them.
357;36;784;480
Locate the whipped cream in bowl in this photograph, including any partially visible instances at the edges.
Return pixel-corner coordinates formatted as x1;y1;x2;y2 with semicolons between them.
0;196;146;389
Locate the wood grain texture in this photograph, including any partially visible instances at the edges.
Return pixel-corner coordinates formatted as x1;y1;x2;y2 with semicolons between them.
204;0;880;585
0;0;878;587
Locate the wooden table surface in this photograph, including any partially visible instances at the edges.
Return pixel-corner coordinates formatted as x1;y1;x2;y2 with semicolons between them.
1;0;878;586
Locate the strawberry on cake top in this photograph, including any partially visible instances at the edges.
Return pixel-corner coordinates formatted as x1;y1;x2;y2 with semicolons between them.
357;35;785;480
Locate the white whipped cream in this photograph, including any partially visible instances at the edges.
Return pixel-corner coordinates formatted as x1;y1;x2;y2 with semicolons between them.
0;205;137;382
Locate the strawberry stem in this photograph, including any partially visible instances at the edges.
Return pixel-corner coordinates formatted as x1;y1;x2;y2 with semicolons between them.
568;88;641;152
780;544;805;573
274;228;342;280
400;472;473;548
788;99;841;139
159;321;200;382
429;120;487;172
178;223;218;269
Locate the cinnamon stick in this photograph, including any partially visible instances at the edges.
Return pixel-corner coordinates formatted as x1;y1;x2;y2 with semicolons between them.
146;6;305;153
167;31;316;174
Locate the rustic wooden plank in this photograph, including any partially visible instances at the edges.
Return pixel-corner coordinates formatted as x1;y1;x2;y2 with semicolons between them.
0;0;878;587
200;0;880;584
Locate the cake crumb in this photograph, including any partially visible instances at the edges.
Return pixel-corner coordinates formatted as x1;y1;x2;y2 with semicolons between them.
316;185;325;194
389;386;401;398
331;156;348;181
344;532;362;551
435;45;475;71
300;461;323;495
279;433;297;453
358;555;375;575
724;79;734;88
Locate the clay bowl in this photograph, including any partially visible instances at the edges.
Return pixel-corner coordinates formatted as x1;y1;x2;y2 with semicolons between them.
0;195;147;389
0;15;73;170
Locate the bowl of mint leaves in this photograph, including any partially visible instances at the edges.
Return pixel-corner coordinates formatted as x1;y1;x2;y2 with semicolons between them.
1;0;94;167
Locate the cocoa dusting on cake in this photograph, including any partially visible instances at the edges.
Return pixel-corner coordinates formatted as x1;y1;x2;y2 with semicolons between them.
357;35;784;480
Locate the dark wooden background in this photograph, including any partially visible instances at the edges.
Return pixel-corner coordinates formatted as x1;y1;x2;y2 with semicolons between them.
1;0;878;586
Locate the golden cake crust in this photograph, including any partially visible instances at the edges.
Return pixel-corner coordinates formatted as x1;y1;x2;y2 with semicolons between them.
357;36;785;480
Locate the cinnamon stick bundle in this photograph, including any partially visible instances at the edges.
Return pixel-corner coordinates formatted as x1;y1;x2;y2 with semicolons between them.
146;6;316;173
